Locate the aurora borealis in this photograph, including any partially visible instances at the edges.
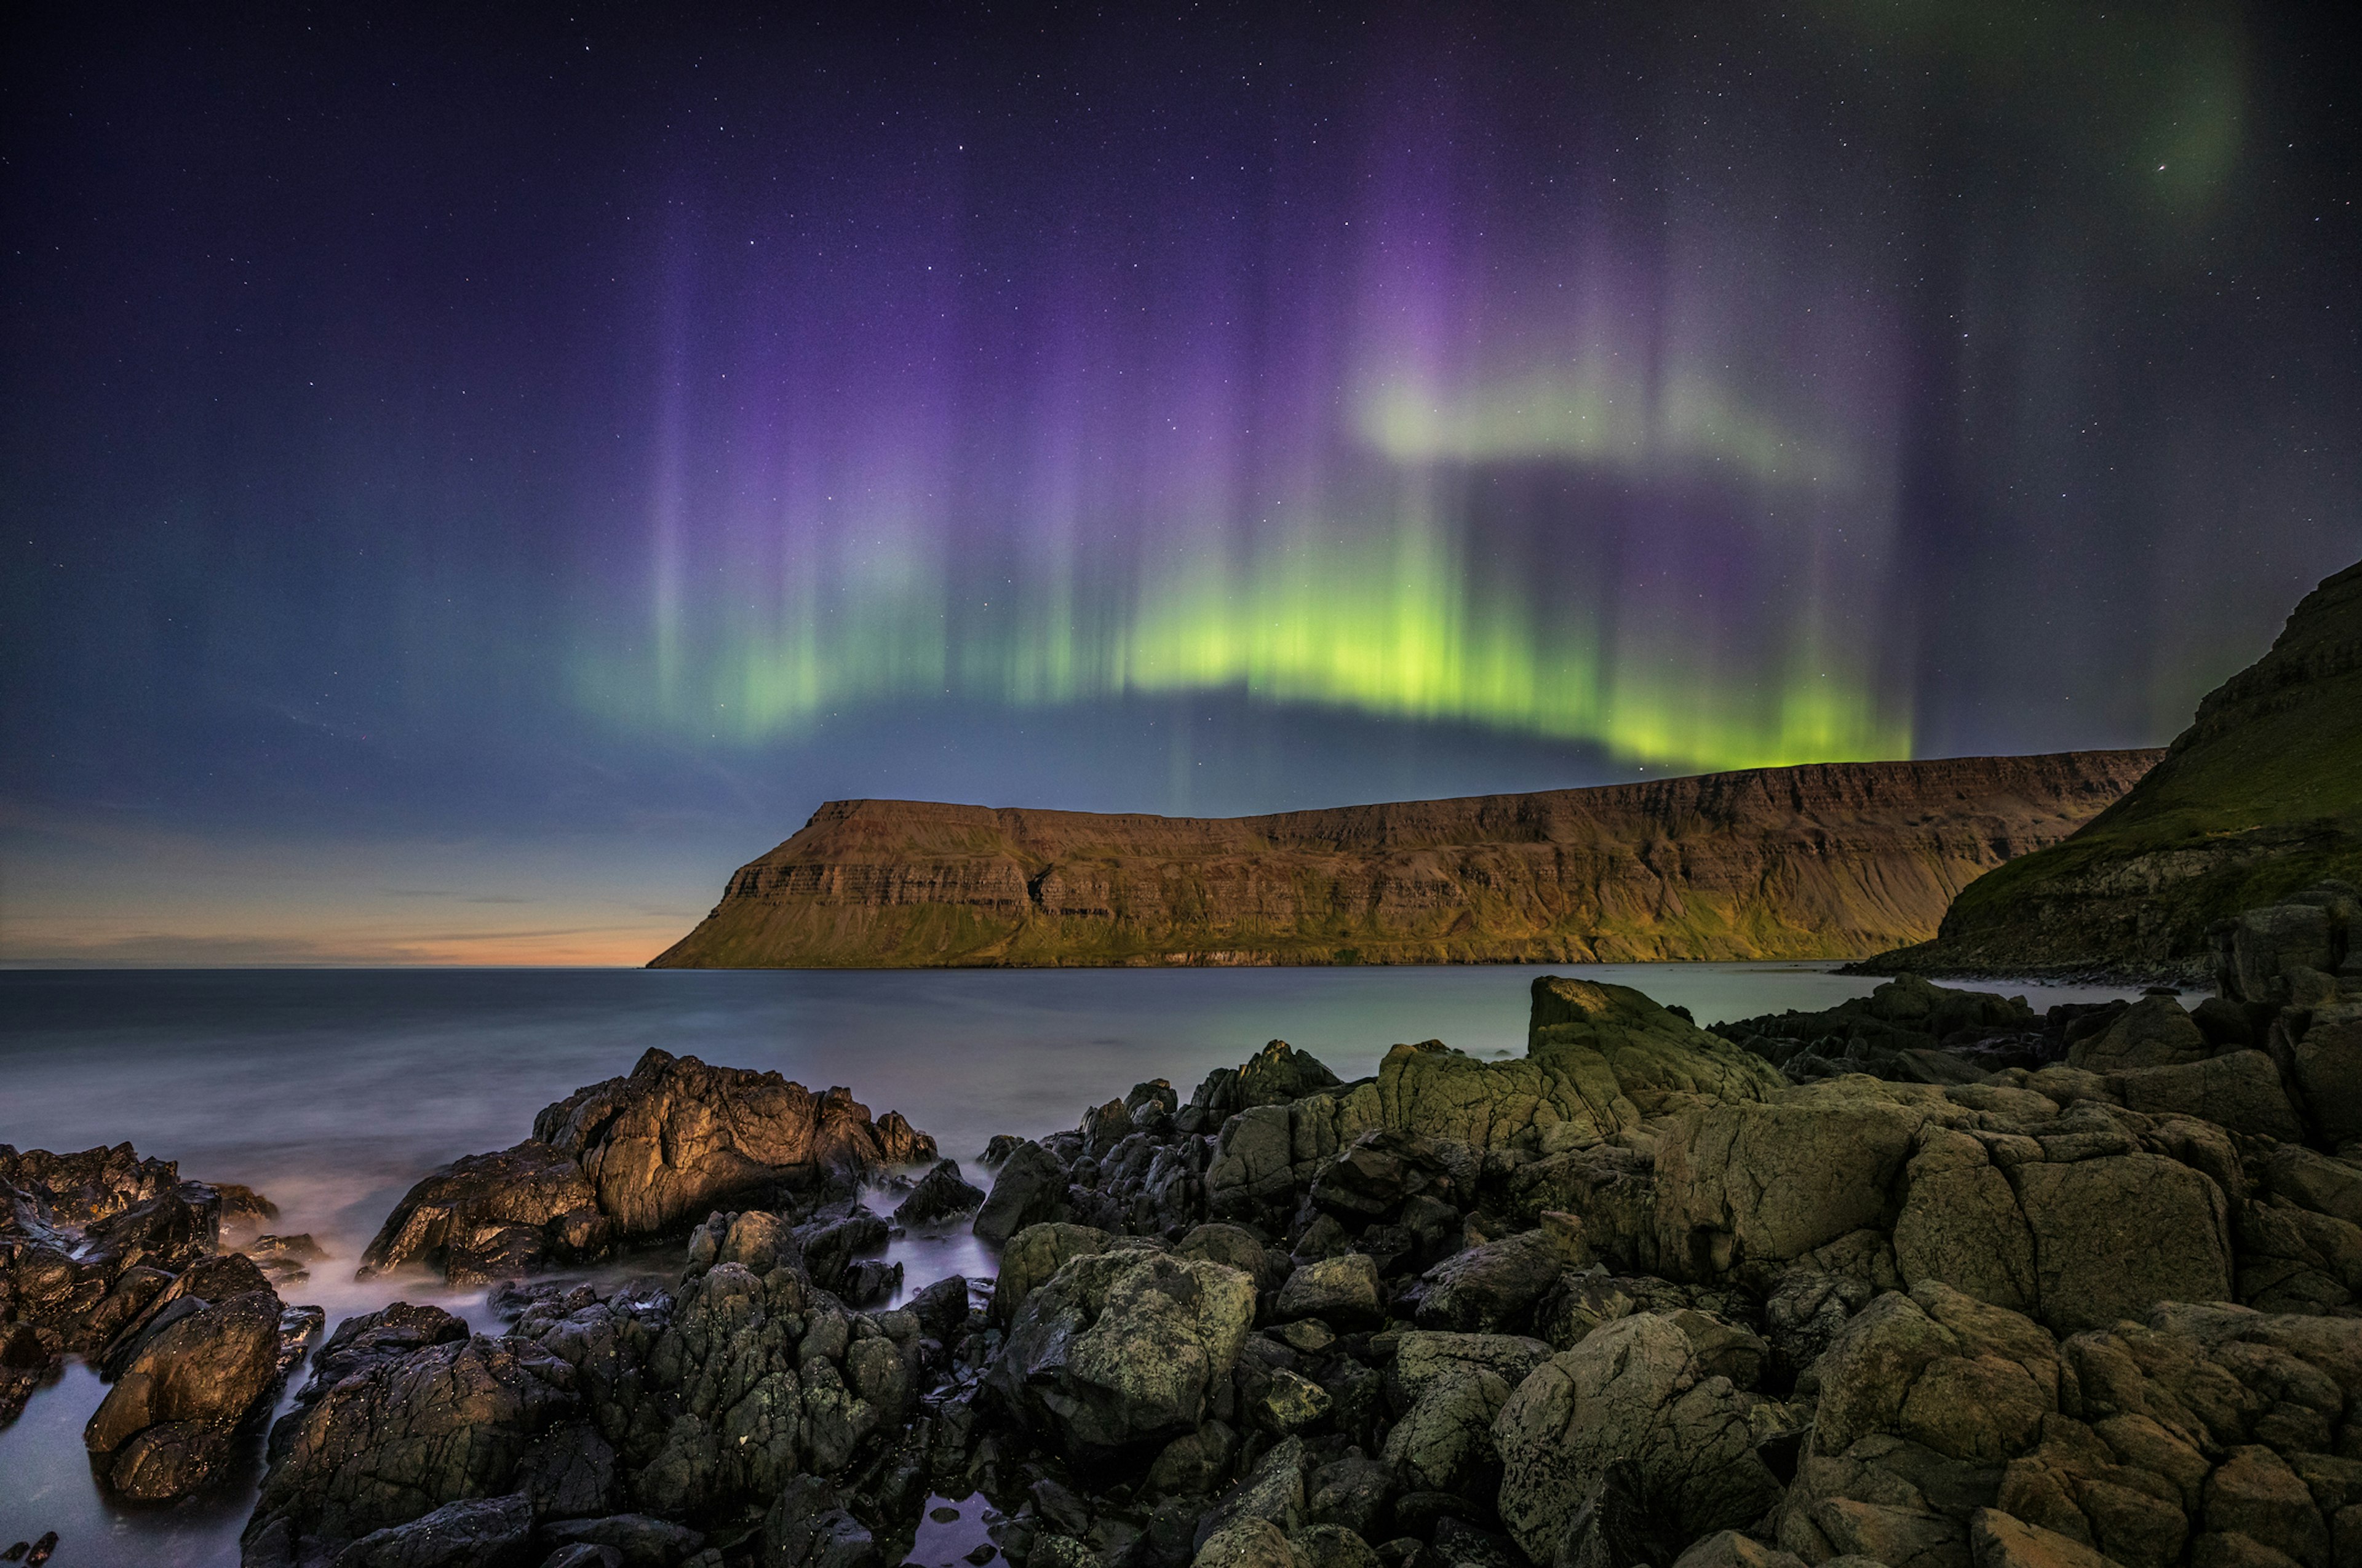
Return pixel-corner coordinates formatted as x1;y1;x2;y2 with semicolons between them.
3;4;2357;963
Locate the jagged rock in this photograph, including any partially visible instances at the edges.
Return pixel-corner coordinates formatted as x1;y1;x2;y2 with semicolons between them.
84;1287;284;1501
359;1142;610;1284
1236;1041;1344;1107
249;1329;578;1545
532;1048;934;1237
1193;1436;1310;1548
332;1494;535;1567
895;1160;988;1230
1274;1254;1382;1329
1493;1311;1792;1565
761;1476;878;1568
1383;1361;1514;1497
973;1142;1072;1246
990;1247;1257;1457
1414;1230;1561;1334
300;1303;471;1401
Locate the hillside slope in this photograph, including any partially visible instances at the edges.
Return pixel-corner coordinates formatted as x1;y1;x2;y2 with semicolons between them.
650;750;2159;968
1869;558;2362;981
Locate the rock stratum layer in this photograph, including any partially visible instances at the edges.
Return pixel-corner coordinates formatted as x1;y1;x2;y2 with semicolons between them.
1872;558;2362;981
650;752;2161;969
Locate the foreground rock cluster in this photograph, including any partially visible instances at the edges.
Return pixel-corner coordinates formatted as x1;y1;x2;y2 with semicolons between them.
17;897;2362;1568
361;1048;936;1286
0;1142;320;1502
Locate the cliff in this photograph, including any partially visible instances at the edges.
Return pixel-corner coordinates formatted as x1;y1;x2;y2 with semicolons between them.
649;750;2160;969
1866;558;2362;982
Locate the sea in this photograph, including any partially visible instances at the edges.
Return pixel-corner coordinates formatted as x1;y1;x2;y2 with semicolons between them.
0;963;2153;1565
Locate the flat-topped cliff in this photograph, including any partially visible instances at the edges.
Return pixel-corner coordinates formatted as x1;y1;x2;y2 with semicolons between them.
649;750;2161;968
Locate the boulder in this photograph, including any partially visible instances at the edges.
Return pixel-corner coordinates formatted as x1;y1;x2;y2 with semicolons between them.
892;1159;987;1228
2294;1006;2362;1147
84;1287;284;1501
1493;1312;1791;1566
1177;1223;1284;1294
531;1049;934;1238
2014;1155;2234;1333
1415;1229;1561;1333
972;1142;1071;1246
1967;1509;2117;1568
993;1223;1110;1326
2107;1054;2304;1144
2068;997;2211;1073
1274;1254;1383;1329
989;1248;1257;1456
359;1142;610;1284
539;1514;708;1566
1653;1096;1928;1279
1309;1130;1459;1220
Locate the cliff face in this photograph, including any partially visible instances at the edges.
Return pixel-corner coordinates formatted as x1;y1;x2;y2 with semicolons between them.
649;750;2160;969
1871;558;2362;981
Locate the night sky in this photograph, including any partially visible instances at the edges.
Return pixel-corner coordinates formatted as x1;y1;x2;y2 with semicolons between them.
4;4;2356;964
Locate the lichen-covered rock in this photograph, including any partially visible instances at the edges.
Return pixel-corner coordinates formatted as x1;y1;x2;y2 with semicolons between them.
1236;1040;1343;1107
359;1141;610;1284
2014;1155;2233;1333
2068;997;2211;1073
2106;1053;2304;1144
1653;1096;1929;1279
989;1247;1256;1457
994;1222;1110;1325
1493;1311;1791;1565
1274;1254;1382;1329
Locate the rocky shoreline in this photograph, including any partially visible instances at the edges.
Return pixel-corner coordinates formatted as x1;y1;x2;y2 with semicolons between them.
4;887;2360;1568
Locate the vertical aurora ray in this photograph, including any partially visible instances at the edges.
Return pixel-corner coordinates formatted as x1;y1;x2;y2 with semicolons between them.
569;25;1954;775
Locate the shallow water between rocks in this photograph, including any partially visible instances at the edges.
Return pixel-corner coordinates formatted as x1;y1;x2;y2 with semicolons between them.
0;963;2150;1566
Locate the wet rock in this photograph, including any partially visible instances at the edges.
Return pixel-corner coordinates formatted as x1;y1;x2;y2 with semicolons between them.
973;1143;1072;1247
1194;1435;1310;1548
761;1475;879;1568
360;1142;610;1284
85;1287;284;1501
991;1248;1257;1457
539;1514;707;1566
896;1160;988;1229
250;1330;578;1544
299;1303;471;1403
532;1048;934;1238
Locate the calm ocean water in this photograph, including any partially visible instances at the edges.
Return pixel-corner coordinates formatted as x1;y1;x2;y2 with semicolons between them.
0;963;2147;1564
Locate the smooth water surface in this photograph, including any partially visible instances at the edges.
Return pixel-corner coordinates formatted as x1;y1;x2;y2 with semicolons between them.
0;963;2146;1564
